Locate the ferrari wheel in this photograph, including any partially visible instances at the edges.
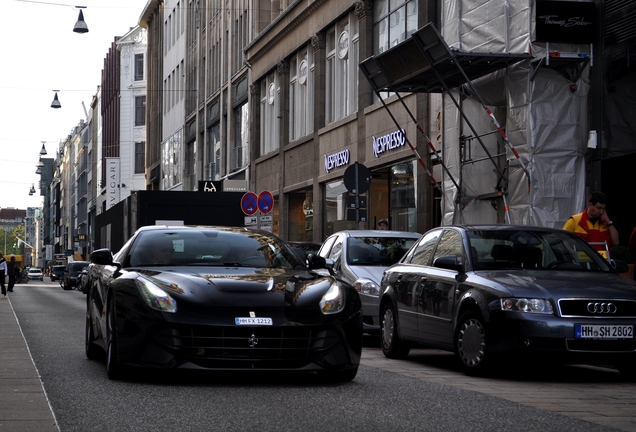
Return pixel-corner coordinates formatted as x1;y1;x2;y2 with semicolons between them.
106;299;124;379
85;294;101;360
380;302;410;359
454;311;491;375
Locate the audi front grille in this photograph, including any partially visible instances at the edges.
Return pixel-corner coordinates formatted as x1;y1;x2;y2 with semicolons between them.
558;299;636;318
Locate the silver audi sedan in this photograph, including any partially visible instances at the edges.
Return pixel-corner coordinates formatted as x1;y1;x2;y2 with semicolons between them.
379;225;636;377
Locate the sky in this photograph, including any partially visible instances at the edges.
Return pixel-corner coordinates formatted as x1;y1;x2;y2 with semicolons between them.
0;0;149;210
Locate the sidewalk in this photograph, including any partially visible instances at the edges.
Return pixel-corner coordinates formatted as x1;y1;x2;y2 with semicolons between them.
0;295;58;432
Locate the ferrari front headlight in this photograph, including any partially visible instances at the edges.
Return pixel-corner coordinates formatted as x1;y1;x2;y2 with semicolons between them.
136;277;177;313
319;284;345;315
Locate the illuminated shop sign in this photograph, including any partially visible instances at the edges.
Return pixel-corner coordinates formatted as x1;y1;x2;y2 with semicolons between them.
534;0;596;44
324;149;350;173
373;129;405;158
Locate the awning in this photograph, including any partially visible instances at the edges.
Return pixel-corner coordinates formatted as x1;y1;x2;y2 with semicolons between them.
360;23;531;94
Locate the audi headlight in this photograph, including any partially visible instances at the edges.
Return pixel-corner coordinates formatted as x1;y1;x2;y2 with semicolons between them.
136;277;177;313
354;278;380;297
319;284;345;315
501;298;553;314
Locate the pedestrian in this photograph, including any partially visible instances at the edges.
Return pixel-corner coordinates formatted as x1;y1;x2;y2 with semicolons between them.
377;218;389;230
563;191;619;257
0;252;6;297
7;255;18;292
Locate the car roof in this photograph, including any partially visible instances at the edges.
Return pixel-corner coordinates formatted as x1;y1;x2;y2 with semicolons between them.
433;224;566;233
330;230;421;238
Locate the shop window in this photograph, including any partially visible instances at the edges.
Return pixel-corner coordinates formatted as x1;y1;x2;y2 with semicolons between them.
288;190;314;241
290;46;314;140
325;13;359;124
325;179;359;235
260;71;280;156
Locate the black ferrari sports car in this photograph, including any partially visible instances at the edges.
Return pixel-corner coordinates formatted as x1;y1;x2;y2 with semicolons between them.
85;226;362;380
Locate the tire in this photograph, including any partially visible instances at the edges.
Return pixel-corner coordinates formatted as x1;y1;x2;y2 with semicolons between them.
454;311;491;375
106;298;125;379
85;292;102;360
380;302;410;359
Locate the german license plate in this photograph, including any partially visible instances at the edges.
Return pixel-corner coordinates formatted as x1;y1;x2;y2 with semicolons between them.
575;324;633;339
235;317;272;325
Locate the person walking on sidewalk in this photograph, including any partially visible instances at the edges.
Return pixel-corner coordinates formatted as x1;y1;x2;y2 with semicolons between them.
7;255;18;293
0;252;6;297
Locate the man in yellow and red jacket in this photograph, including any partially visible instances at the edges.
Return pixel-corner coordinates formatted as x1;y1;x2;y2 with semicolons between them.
563;191;619;257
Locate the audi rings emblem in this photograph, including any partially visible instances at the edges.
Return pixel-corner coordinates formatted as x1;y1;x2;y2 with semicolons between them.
587;302;618;314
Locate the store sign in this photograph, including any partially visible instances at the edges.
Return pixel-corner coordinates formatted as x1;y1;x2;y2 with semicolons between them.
534;0;596;44
298;60;308;85
372;129;406;158
324;149;350;173
106;157;120;209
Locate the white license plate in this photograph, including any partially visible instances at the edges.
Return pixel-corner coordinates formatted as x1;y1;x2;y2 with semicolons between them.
575;324;633;339
235;317;273;325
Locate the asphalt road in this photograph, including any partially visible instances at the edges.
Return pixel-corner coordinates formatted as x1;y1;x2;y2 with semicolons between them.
8;281;624;432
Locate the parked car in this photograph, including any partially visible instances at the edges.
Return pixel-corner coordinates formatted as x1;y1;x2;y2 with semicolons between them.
379;224;636;377
62;261;90;290
50;265;66;282
85;225;362;380
318;230;421;334
27;268;43;281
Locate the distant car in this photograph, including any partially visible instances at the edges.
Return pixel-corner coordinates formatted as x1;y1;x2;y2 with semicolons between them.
379;224;636;377
62;261;90;290
318;230;421;334
85;225;362;380
50;265;66;281
27;268;43;281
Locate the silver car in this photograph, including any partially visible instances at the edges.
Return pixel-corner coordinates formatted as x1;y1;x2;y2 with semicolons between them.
318;230;421;333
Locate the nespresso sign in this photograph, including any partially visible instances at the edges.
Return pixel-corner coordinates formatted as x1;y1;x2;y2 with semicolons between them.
373;129;406;158
534;0;596;44
324;149;350;173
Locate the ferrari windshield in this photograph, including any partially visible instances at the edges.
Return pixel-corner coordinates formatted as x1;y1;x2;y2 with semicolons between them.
467;229;613;272
127;228;303;269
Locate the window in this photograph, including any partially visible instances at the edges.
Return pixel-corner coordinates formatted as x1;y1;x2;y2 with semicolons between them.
162;129;182;189
290;46;314;140
260;71;280;156
432;229;463;266
231;103;249;171
326;13;359;124
206;123;221;179
373;0;418;54
409;230;441;266
134;54;144;81
373;0;418;100
134;142;145;174
135;96;146;126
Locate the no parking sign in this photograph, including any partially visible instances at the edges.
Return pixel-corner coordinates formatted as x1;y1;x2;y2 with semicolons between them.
258;190;274;214
241;192;259;215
